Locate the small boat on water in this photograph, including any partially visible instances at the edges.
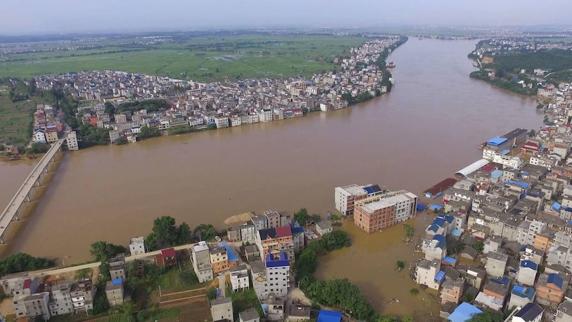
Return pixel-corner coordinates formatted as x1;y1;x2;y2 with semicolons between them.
387;61;396;69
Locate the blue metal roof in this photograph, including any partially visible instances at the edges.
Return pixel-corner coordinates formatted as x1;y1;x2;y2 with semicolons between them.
520;260;538;270
292;226;305;234
266;251;289;268
317;310;342;322
448;302;482;322
111;278;123;286
433;234;446;248
547;273;564;289
433;217;446;227
364;184;382;195
491;276;509;286
487;136;508;146
506;180;530;189
515;303;543;321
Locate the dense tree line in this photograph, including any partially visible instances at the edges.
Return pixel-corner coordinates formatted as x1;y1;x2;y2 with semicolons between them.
77;124;110;147
144;216;219;251
293;208;321;226
0;253;55;276
138;125;161;140
491;49;572;74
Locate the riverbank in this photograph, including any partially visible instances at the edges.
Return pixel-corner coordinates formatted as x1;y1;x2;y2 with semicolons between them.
469;70;536;96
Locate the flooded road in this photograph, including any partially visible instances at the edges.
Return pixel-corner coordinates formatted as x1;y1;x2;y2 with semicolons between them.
1;38;540;270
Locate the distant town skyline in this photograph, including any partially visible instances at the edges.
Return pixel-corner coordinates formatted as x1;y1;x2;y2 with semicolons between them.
1;0;572;35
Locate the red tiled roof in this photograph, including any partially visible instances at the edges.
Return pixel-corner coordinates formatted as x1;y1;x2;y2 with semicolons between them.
275;225;292;238
161;248;176;258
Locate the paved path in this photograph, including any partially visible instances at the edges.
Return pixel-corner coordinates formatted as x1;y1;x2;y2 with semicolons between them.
26;242;199;278
0;139;65;242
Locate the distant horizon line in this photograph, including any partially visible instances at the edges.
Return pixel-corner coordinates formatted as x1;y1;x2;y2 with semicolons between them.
1;23;571;39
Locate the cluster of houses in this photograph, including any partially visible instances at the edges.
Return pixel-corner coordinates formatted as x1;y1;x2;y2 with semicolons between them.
0;208;339;322
411;82;572;321
32;37;401;145
30;104;78;151
0;254;129;321
208;209;336;322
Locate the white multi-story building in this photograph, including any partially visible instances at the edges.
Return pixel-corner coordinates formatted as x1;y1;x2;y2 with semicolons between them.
250;252;290;301
230;265;249;292
49;282;73;316
415;259;441;290
214;116;229;128
66;131;79;151
257;109;273;122
33;130;47;144
192;241;214;283
128;236;145;256
334;184;382;216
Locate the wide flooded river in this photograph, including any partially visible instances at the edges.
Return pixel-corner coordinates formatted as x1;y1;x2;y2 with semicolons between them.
1;38;540;273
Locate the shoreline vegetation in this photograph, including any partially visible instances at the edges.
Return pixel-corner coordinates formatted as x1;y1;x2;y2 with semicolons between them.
0;35;408;156
468;38;572;96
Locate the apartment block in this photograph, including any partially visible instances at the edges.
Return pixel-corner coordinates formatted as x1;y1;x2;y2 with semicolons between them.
354;190;417;233
334;183;382;216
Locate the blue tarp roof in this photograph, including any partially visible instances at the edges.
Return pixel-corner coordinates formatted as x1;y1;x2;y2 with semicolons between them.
552;201;562;211
451;227;462;237
448;303;482;322
317;310;343;322
111;278;123;286
487;136;507;146
491;169;503;178
416;203;427;212
435;270;446;283
220;242;239;262
512;285;535;300
443;256;457;265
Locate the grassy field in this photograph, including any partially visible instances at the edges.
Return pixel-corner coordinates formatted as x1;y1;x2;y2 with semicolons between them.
0;84;36;146
0;35;365;81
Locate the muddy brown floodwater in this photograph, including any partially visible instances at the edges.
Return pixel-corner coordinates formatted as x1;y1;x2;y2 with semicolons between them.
0;38;541;314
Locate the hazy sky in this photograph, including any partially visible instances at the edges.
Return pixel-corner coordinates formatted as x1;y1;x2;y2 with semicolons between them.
2;0;571;35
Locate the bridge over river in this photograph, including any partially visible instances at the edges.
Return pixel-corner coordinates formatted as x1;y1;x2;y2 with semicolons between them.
0;139;65;243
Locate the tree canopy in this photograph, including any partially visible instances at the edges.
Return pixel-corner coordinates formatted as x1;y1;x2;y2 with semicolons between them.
145;216;194;251
90;241;127;262
0;253;54;276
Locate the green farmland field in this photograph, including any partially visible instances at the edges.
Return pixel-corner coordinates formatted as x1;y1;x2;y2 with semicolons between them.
0;35;366;81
